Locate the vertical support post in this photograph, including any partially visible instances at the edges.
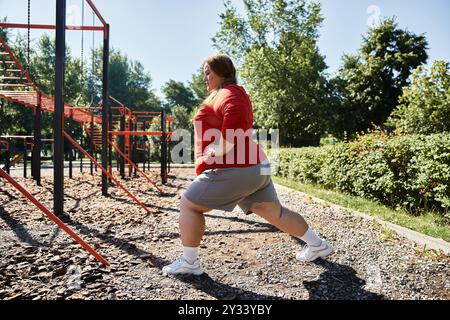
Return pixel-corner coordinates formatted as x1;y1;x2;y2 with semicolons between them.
94;148;98;171
108;104;113;183
168;133;171;174
69;122;73;179
143;120;146;172
32;93;42;185
80;126;83;173
101;24;110;196
5;142;10;174
119;110;125;178
90;116;94;175
54;0;66;217
128;116;133;177
133;120;137;177
143;140;146;172
23;140;27;179
161;109;167;184
147;139;151;171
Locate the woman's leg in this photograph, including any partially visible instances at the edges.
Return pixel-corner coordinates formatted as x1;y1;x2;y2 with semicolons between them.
162;196;212;275
249;201;309;237
179;195;212;247
250;201;333;262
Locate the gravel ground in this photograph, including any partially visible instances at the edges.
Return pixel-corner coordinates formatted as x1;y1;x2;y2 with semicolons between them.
0;168;449;300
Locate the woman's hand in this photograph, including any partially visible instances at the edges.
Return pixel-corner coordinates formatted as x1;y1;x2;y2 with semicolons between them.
195;154;213;166
204;144;216;157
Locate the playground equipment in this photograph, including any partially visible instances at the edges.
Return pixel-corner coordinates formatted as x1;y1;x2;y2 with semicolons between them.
0;0;174;265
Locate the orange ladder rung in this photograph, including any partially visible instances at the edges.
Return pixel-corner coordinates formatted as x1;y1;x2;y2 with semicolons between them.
0;76;22;81
2;69;23;73
0;84;31;88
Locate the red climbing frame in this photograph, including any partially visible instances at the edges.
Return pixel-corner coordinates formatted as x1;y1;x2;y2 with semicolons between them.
108;139;163;194
0;1;171;266
63;131;152;214
0;0;107;32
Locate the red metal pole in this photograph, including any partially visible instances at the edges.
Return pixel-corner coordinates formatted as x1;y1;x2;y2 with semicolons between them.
63;131;152;214
86;0;107;27
0;168;109;266
108;140;163;194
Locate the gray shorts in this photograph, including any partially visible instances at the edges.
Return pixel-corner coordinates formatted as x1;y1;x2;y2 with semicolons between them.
183;163;279;214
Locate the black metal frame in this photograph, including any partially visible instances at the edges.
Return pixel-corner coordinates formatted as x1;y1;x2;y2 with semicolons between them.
54;0;66;217
32;92;42;185
101;24;110;196
54;0;110;214
119;110;125;178
161;109;167;184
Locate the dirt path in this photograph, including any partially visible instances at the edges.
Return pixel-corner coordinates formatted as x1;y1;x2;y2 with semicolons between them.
0;169;448;300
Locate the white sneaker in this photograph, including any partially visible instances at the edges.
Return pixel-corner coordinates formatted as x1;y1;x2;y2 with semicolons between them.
296;239;333;262
162;256;204;275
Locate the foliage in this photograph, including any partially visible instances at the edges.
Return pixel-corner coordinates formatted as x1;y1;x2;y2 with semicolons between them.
91;47;161;111
0;33;161;144
277;132;450;215
332;18;428;136
388;60;450;134
169;105;195;132
213;0;330;146
162;79;197;111
189;67;209;104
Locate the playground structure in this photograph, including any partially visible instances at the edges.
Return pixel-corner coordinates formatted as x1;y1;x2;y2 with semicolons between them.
0;0;174;266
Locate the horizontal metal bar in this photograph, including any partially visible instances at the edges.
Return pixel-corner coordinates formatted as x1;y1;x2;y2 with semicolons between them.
0;23;104;31
109;131;164;136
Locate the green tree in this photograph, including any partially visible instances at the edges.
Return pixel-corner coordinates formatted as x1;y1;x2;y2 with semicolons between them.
334;18;428;135
0;31;161;141
169;105;194;132
0;19;14;135
89;47;160;111
128;60;156;111
213;0;330;146
0;17;9;40
107;48;130;106
145;91;163;112
162;79;197;111
189;67;209;104
30;34;84;140
388;60;450;134
31;34;55;95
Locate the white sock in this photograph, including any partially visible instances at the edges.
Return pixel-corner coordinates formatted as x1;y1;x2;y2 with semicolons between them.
299;228;322;247
182;246;199;264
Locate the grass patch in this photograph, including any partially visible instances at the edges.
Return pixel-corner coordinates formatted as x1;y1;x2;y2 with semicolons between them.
272;176;450;242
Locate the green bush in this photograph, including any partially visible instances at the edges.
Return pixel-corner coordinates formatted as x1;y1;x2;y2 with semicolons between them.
276;133;450;216
388;60;450;135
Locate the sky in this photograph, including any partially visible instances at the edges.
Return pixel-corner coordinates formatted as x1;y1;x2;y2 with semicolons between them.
1;0;449;98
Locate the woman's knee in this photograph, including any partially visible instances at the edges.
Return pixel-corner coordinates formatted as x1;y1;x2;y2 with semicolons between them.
180;195;212;213
250;201;283;220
